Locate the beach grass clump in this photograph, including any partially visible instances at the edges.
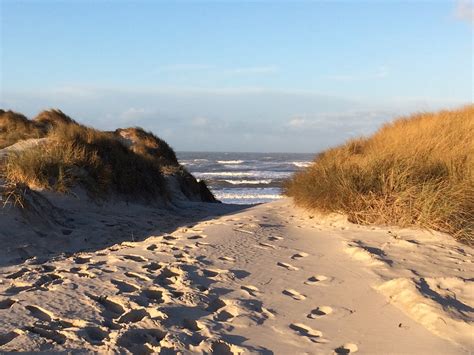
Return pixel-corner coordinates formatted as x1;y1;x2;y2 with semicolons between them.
284;105;474;243
2;112;167;199
0;110;46;149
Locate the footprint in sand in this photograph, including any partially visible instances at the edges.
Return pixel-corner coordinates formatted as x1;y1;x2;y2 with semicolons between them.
211;340;242;355
188;235;206;240
202;268;225;278
0;330;22;346
308;306;333;318
26;325;67;345
163;235;179;241
117;328;167;353
88;294;126;317
259;242;276;249
74;255;92;264
216;306;239;322
6;267;29;279
4;282;33;295
292;252;309;260
277;262;299;271
0;298;17;309
124;271;152;281
33;273;63;289
118;308;149;323
305;275;328;285
143;261;162;271
196;241;211;247
146;244;158;251
79;326;109;345
268;236;283;241
283;289;306;300
335;343;359;353
111;279;140;293
241;285;260;297
290;323;323;339
141;287;166;303
41;264;56;272
183;318;206;331
25;305;55;322
206;298;227;312
122;254;148;262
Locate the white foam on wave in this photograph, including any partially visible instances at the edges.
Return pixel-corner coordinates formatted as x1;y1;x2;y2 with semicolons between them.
224;179;272;185
292;161;312;168
196;172;254;177
195;171;292;179
213;187;283;204
215;192;282;200
217;160;244;164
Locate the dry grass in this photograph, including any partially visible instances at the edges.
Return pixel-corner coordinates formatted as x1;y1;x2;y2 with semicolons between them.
285;105;474;243
0;110;172;199
0;110;46;149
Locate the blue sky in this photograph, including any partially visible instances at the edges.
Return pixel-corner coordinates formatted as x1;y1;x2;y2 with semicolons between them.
1;0;472;152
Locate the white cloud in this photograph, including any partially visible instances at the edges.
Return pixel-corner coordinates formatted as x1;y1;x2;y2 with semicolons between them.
288;117;307;128
1;85;466;152
454;0;474;24
191;116;210;127
119;107;148;121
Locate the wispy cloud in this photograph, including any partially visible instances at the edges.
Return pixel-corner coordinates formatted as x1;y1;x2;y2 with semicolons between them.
2;85;466;152
454;0;474;24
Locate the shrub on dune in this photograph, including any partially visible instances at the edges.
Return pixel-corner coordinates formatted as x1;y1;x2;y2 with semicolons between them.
285;105;474;243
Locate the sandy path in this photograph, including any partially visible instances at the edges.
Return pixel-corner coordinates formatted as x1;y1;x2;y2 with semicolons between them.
0;199;472;353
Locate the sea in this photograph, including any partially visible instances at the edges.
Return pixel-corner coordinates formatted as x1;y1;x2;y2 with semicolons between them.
177;152;315;204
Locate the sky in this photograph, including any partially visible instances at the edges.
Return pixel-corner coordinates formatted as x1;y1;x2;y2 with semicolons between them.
0;0;472;153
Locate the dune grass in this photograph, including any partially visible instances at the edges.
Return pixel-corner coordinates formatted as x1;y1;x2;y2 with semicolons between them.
4;122;168;198
1;109;217;202
284;105;474;243
0;110;46;149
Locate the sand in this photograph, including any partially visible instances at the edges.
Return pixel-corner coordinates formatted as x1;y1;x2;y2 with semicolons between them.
0;197;472;353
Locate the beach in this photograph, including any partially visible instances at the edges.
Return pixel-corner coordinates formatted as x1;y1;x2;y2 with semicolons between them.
1;197;472;353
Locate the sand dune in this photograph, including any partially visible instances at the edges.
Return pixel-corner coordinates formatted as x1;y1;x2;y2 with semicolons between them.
0;198;472;353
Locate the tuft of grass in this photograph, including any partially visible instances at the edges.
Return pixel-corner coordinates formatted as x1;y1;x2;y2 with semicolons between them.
285;105;474;243
0;110;46;149
115;127;179;167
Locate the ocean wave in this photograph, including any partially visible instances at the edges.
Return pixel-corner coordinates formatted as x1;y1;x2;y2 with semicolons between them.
223;179;272;185
217;160;244;164
195;171;292;179
214;192;282;200
195;172;254;177
292;161;312;168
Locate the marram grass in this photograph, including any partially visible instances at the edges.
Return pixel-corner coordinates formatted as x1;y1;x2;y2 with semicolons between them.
284;105;474;243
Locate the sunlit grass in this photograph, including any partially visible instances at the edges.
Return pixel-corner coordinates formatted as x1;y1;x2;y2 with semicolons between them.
285;105;474;243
